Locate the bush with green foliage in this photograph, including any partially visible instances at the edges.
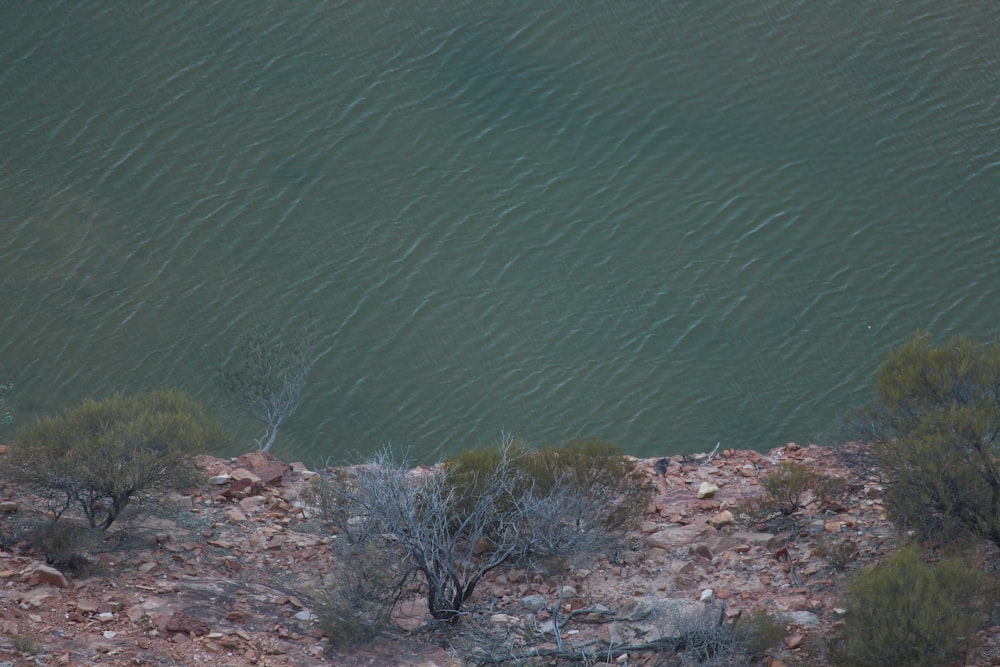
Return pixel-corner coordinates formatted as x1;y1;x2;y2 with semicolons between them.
832;544;985;667
443;436;654;562
848;332;1000;544
6;390;225;529
523;436;654;530
738;461;846;524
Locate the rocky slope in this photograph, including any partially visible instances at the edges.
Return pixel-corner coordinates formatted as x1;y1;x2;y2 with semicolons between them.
0;444;997;666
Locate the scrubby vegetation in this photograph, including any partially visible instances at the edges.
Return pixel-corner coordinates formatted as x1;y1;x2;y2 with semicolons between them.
848;332;1000;545
306;435;654;648
736;461;846;525
5;389;225;530
444;436;653;563
831;544;986;667
666;606;785;667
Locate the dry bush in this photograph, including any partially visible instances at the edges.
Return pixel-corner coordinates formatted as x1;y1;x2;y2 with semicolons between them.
26;520;100;574
814;535;859;572
310;434;651;639
312;440;533;624
737;462;847;525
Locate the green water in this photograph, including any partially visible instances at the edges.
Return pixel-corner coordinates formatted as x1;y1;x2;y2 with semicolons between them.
1;1;999;464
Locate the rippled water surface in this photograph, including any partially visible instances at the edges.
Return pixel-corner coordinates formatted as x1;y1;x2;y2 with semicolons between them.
1;1;999;464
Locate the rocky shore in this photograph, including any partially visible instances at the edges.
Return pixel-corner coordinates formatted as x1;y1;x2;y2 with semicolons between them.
0;443;998;666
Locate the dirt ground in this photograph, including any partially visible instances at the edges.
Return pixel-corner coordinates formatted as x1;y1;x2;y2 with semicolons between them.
0;444;998;666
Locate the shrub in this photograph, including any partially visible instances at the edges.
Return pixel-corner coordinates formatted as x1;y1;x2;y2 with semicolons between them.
6;390;225;529
444;436;654;562
313;540;404;648
846;332;1000;545
311;435;650;632
27;521;99;573
738;461;847;523
219;318;319;452
522;436;654;531
314;441;532;624
733;610;786;662
814;535;859;572
832;544;985;667
670;606;783;666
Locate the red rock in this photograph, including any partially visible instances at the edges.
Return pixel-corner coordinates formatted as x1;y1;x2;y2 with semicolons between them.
229;468;262;484
707;510;735;529
225;508;248;524
31;564;69;589
163;611;211;637
254;463;287;486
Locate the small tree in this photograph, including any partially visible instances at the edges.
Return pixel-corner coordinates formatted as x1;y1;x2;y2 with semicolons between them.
848;332;1000;544
6;390;225;529
219;319;319;452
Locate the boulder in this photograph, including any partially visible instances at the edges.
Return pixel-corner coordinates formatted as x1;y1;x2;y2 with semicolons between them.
521;595;546;611
30;564;69;589
707;510;735;529
697;482;720;499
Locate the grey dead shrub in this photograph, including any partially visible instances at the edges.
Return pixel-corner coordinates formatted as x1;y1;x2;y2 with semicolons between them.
309;434;647;642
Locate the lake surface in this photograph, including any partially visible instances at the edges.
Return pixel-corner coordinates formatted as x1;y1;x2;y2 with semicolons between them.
1;1;999;465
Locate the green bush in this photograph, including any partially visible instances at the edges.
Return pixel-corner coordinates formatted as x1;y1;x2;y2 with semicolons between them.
847;333;1000;544
27;520;100;573
522;436;654;530
7;390;225;529
443;436;653;560
313;540;404;648
738;461;847;523
832;544;985;667
733;610;786;661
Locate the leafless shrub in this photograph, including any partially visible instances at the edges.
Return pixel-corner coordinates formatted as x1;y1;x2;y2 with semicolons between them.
312;438;537;624
218;318;319;452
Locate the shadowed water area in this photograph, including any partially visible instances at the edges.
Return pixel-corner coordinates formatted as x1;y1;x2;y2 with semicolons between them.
1;1;998;464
